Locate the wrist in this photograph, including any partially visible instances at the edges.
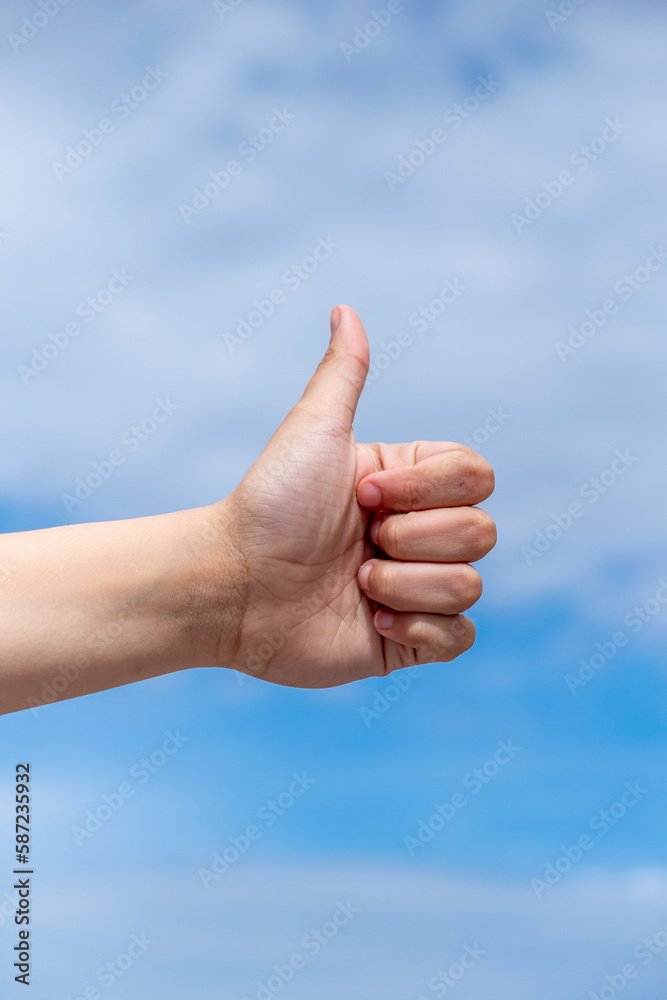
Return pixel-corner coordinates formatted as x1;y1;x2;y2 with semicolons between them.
180;500;249;672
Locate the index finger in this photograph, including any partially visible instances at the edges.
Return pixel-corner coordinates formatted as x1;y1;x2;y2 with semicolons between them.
356;446;495;511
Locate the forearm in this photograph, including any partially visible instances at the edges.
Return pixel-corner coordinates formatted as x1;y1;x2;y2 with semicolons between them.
0;504;245;715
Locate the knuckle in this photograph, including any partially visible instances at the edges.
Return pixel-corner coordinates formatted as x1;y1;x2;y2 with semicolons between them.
379;563;402;608
453;448;495;501
367;560;394;605
464;508;497;559
449;564;483;609
433;616;476;662
413;618;430;648
400;475;423;510
414;622;443;664
473;457;495;501
444;616;476;660
411;615;476;664
454;615;476;654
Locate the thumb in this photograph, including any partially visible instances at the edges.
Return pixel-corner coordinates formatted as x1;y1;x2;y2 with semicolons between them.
297;305;370;433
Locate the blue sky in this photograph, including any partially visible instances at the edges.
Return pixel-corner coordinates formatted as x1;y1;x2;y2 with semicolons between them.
2;0;667;997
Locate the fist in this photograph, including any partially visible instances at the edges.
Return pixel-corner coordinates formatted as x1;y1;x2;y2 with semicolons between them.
212;305;496;687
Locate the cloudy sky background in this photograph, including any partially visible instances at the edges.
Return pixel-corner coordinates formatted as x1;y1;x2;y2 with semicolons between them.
2;0;667;996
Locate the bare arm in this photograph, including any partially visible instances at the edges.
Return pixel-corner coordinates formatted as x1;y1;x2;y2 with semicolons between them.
0;504;244;714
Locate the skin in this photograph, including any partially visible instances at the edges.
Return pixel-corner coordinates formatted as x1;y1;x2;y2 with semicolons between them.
0;305;495;716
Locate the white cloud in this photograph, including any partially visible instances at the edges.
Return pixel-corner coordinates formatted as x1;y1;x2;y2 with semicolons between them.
15;861;667;998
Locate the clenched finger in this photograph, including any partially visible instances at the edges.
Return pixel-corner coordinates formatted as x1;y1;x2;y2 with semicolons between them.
374;610;476;665
358;559;482;614
369;506;496;563
357;446;494;512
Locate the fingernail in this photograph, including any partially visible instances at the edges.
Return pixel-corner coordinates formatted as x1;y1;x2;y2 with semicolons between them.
358;562;372;591
330;307;342;337
376;609;394;630
358;482;381;508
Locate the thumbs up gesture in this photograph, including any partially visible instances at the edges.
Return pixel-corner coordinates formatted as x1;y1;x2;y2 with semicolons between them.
215;305;496;687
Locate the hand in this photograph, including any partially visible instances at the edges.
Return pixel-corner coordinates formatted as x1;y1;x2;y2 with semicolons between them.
214;305;496;687
0;304;495;714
